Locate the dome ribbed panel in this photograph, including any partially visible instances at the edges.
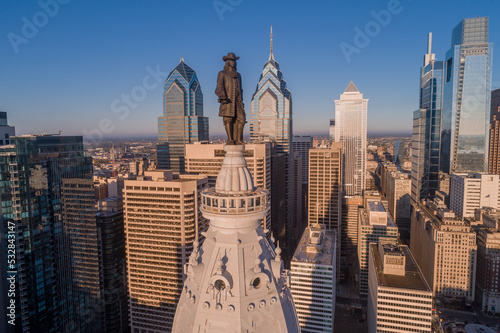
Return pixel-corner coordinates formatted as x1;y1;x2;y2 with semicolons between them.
215;145;254;195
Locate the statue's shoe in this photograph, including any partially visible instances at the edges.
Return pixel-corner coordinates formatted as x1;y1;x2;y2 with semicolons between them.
234;140;244;145
226;140;236;145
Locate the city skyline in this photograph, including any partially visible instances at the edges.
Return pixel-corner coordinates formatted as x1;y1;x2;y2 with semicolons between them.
1;1;499;140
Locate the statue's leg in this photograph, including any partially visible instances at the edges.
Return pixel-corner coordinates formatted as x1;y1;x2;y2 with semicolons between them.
234;109;245;145
224;117;235;145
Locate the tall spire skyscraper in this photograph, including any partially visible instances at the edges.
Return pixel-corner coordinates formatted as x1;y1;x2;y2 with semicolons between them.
411;33;445;203
335;81;368;196
441;17;493;174
158;59;209;173
250;28;295;257
249;27;292;153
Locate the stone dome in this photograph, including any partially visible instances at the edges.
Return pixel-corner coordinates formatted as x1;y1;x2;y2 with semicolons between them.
215;145;254;194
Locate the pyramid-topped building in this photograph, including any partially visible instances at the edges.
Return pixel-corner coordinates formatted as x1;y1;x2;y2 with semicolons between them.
172;145;300;332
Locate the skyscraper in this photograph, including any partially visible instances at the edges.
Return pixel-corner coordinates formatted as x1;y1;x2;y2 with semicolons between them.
386;169;412;234
249;27;295;257
124;171;208;332
292;136;313;186
358;197;398;295
488;89;500;174
249;27;292;153
411;197;477;301
291;225;336;333
308;144;343;231
0;135;102;333
158;59;209;173
368;240;432;332
96;197;129;333
449;173;500;218
441;17;493;174
334;81;368;196
411;33;445;204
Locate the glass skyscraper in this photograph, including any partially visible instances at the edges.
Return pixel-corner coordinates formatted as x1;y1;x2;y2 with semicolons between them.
411;33;444;203
334;81;368;196
249;28;292;153
441;17;493;173
249;27;294;258
0;135;102;333
158;59;209;173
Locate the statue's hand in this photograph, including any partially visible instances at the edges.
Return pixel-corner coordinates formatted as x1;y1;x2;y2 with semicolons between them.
219;98;230;104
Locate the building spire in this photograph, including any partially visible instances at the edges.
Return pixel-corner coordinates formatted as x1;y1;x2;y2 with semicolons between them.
423;33;435;66
180;56;184;63
427;32;432;55
269;25;274;61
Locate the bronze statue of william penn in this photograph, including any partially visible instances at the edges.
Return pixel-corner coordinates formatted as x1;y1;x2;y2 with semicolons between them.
215;52;246;145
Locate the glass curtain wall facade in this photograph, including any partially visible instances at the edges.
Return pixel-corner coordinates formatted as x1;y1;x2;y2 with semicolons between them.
411;33;444;203
158;59;209;173
334;81;368;196
0;135;102;333
249;30;292;153
250;28;294;257
441;17;493;174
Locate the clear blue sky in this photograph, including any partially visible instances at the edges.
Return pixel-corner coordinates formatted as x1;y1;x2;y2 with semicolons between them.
1;0;499;140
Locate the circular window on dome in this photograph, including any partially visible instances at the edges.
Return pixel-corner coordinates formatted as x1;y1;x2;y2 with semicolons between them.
214;279;225;291
251;277;261;289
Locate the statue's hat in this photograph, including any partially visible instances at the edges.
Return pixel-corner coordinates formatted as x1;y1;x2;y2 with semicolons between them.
222;52;240;61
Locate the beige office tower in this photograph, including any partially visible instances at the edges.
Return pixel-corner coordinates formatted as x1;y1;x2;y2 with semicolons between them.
308;144;342;281
380;162;397;198
124;170;208;333
185;142;272;232
308;143;343;231
368;239;432;333
450;173;500;219
358;194;399;295
291;225;336;333
410;197;477;301
341;195;363;265
386;169;412;233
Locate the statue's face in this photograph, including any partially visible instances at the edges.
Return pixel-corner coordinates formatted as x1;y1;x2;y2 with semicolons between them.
227;59;236;68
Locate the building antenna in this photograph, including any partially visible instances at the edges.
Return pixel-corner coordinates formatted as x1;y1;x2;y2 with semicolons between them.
269;26;274;61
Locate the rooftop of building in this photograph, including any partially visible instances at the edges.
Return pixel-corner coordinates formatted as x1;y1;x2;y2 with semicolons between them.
292;225;336;266
370;243;431;292
368;200;385;212
419;199;470;228
360;200;396;228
